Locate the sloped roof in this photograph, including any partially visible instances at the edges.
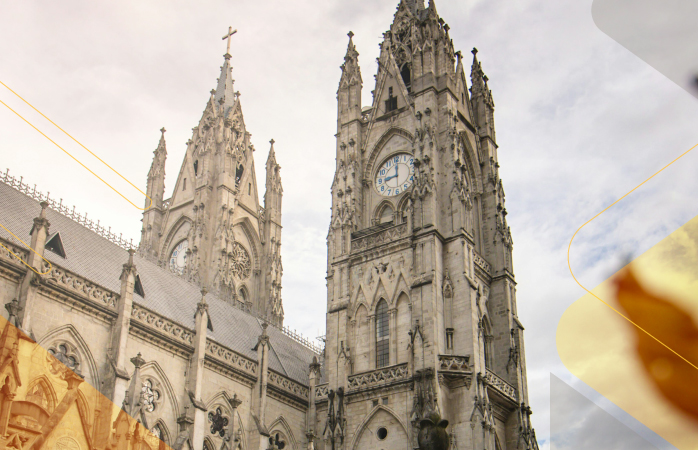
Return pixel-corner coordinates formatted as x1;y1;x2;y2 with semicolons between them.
0;179;316;386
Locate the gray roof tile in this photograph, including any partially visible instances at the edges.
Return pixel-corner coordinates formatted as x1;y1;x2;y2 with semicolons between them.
0;180;316;386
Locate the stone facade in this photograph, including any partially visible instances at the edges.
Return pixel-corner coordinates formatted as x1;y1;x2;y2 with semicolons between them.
312;1;538;449
139;51;284;327
0;2;539;449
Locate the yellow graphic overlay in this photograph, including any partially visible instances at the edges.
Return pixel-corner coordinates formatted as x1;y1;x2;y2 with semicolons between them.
0;80;153;210
567;141;698;370
0;314;172;449
0;222;52;276
561;143;698;447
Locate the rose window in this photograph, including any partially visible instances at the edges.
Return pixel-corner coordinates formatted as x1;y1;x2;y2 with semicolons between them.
230;242;251;280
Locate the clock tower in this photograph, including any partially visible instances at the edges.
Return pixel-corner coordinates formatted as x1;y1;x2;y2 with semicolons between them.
315;1;538;449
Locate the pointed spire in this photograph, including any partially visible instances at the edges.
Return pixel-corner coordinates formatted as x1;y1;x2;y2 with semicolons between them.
214;28;237;116
267;138;276;165
148;128;167;179
470;48;494;108
339;31;362;90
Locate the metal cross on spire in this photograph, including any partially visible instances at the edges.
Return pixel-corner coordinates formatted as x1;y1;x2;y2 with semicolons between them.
222;26;237;55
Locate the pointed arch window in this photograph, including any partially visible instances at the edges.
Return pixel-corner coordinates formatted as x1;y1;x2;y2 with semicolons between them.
483;319;494;370
385;87;397;113
376;299;390;368
379;204;394;224
400;63;411;92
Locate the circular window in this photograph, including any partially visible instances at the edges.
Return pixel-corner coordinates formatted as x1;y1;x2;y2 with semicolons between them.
377;427;388;440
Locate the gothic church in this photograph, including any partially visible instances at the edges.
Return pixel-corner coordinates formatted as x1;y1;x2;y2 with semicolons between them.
0;1;538;449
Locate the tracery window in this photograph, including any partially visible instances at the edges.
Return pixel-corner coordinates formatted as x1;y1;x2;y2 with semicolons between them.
47;342;80;375
141;378;161;412
230;242;251;280
151;424;162;439
208;406;229;437
376;299;390;368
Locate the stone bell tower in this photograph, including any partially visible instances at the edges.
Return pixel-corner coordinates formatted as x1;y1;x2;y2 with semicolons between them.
314;1;538;449
138;29;284;326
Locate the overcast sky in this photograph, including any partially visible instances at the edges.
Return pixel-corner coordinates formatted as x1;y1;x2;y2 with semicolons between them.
2;0;698;448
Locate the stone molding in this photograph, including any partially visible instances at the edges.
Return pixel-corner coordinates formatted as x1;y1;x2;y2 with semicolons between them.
347;363;410;392
437;354;470;373
473;251;491;275
315;383;329;400
267;369;309;400
0;238;29;271
485;369;517;402
205;339;258;377
351;223;407;251
42;260;118;309
130;305;195;353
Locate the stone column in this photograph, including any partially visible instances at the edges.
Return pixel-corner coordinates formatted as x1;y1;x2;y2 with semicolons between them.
110;249;137;406
187;289;210;450
226;393;243;449
250;323;270;450
368;314;376;369
389;308;397;366
307;357;321;438
17;201;50;334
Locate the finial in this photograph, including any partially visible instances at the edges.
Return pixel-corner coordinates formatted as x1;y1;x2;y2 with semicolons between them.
235;91;241;98
160;127;166;135
348;31;354;39
39;201;48;218
210;89;216;96
201;287;208;300
130;352;146;369
472;47;478;55
127;248;135;265
270;138;275;146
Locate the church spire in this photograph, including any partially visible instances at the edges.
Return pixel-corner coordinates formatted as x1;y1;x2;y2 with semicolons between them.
139;128;167;259
263;139;283;327
338;31;362;92
470;48;496;141
338;31;362;124
214;27;238;116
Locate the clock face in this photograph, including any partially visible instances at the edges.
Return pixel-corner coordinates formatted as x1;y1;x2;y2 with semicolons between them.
375;153;415;197
169;240;189;275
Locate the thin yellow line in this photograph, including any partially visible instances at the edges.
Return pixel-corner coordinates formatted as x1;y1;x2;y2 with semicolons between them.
567;142;698;371
0;222;53;276
0;81;152;210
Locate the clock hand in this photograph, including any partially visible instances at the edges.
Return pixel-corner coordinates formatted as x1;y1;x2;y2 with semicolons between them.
385;166;399;182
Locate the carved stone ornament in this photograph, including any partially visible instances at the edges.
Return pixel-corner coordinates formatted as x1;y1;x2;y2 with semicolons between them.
418;412;450;450
230;242;251;280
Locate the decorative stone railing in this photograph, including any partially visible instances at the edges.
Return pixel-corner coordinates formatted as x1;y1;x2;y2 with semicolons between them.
268;370;309;400
347;363;410;391
485;369;517;402
42;261;118;309
0;237;30;269
473;252;491;275
131;305;194;346
315;383;329;399
351;223;407;251
205;339;258;377
438;355;471;373
1;168;135;250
